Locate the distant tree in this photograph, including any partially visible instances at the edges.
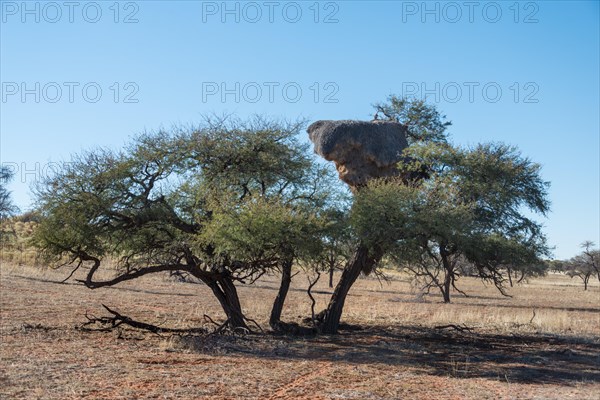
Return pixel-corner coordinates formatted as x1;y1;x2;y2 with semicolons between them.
581;241;600;282
0;166;18;221
33;116;337;332
564;242;600;290
0;166;19;247
547;259;567;274
351;142;551;303
505;261;548;287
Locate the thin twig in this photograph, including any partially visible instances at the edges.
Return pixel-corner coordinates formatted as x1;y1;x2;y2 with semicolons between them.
307;270;321;327
529;309;536;324
61;259;83;283
243;316;264;333
203;314;230;334
203;314;220;327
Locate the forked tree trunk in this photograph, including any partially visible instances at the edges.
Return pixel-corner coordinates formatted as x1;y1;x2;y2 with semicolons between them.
270;259;293;330
319;245;380;334
204;275;248;331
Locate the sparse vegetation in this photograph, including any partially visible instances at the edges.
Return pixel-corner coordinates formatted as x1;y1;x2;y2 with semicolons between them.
0;214;42;267
4;100;596;399
1;263;598;399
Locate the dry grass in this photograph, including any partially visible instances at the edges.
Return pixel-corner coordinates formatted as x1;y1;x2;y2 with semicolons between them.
1;262;599;399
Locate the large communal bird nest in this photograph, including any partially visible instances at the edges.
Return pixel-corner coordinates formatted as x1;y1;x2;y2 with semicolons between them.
307;120;409;190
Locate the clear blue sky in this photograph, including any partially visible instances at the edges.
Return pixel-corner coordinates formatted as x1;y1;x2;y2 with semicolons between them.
1;1;598;259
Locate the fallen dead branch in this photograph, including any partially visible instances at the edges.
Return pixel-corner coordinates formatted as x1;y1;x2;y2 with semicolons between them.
80;304;206;335
434;324;475;333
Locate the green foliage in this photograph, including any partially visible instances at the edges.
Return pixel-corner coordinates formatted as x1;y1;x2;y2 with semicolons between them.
190;115;315;199
350;179;420;254
315;205;354;272
33;147;182;266
201;195;326;266
372;96;452;145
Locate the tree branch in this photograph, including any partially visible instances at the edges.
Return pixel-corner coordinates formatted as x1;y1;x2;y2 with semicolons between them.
81;304;206;334
78;261;194;289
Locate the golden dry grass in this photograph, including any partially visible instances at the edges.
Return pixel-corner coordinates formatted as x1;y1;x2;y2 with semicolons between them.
1;262;599;399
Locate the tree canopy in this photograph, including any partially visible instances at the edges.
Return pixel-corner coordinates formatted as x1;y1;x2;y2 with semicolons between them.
351;141;551;302
373;95;452;145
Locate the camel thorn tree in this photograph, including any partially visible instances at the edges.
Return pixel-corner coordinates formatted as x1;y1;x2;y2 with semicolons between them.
33;115;342;332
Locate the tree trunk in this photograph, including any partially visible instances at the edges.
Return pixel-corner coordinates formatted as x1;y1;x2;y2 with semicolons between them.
270;259;293;330
583;274;589;291
204;274;248;331
440;248;452;303
517;270;526;284
319;245;380;334
329;261;335;288
507;268;514;287
442;270;452;303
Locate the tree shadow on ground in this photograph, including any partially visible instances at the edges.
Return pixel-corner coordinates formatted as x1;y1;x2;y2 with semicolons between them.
387;292;600;313
177;324;600;385
11;275;197;297
429;300;600;314
250;282;417;298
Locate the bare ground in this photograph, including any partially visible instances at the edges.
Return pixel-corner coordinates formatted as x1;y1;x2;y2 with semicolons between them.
1;264;599;399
